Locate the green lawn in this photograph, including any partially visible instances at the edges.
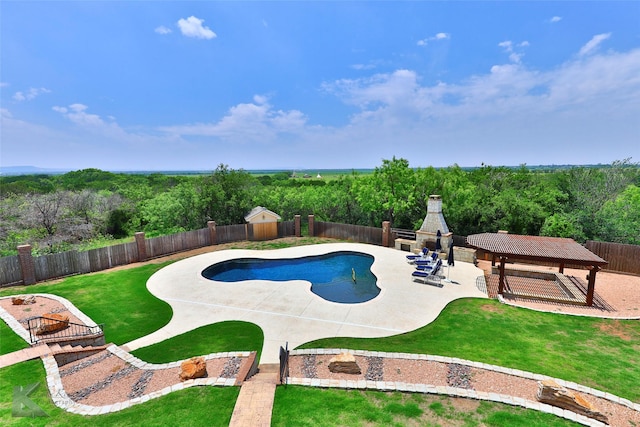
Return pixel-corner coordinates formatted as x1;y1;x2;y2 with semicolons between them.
0;360;238;427
1;244;638;425
131;321;264;363
272;386;579;427
0;263;173;346
299;298;640;402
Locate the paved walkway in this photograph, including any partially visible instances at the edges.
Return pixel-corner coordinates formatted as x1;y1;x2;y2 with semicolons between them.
0;343;52;368
229;365;279;427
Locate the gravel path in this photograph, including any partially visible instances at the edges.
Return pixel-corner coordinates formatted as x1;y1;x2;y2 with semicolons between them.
287;353;640;426
2;265;639;424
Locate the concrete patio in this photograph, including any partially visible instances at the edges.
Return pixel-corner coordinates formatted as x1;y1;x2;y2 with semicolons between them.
123;243;487;364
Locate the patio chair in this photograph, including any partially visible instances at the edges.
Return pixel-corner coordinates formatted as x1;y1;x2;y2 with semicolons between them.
414;252;438;266
412;269;443;287
406;247;429;263
415;259;442;271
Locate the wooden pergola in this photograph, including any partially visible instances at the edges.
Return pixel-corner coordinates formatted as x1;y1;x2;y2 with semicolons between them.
467;233;608;306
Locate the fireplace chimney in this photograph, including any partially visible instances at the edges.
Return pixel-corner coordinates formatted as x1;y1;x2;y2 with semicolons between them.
416;195;452;252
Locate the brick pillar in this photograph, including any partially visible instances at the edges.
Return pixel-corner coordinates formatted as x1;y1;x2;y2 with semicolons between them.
382;221;391;247
294;215;301;237
207;221;217;245
308;214;315;237
17;244;36;285
135;232;147;262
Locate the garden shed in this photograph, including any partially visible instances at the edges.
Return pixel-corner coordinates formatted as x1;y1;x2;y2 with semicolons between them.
244;206;282;240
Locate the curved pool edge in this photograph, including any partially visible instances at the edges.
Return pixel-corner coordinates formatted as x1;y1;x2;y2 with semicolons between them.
125;243;488;364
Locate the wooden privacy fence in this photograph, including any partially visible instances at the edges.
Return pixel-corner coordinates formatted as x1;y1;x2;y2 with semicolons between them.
1;220;297;287
586;241;640;275
3;218;638;287
313;221;383;246
146;228;210;259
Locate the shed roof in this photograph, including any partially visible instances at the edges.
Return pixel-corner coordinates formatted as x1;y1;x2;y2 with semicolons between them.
466;233;608;266
244;206;281;222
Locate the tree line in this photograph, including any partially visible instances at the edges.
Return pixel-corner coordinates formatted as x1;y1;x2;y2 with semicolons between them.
1;159;638;256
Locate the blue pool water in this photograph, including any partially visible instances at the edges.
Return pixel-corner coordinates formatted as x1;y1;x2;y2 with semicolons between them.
201;251;380;304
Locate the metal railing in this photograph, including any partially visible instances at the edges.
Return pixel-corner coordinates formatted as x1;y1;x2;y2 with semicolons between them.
392;228;417;240
279;342;289;385
27;316;103;345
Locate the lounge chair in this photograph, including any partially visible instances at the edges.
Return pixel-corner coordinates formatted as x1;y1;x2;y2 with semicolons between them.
414;252;438;266
412;269;443;287
406;248;429;263
415;259;442;271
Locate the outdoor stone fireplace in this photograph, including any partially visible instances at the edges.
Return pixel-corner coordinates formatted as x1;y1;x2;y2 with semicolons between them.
416;195;453;253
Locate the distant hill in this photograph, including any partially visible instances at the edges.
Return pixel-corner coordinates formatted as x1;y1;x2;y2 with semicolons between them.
0;166;70;176
0;163;619;177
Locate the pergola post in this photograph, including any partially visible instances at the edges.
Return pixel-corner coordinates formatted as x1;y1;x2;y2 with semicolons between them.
498;256;507;294
559;262;565;273
586;265;600;306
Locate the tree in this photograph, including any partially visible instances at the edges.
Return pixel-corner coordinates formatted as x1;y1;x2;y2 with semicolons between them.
563;159;640;239
596;184;640;244
540;213;587;241
355;157;415;227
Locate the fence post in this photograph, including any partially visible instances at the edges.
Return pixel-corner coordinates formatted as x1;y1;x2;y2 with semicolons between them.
382;221;391;247
135;232;147;262
208;221;217;245
294;215;301;237
17;244;36;285
308;215;315;237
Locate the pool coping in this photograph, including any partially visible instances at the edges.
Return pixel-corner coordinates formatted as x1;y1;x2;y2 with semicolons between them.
123;243;488;364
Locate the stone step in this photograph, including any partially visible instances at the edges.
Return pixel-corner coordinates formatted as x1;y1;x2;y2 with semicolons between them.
258;363;280;374
47;343;63;353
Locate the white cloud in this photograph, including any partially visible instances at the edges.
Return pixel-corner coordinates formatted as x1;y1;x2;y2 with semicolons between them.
53;103;106;127
550;16;562;23
12;87;51;102
498;40;529;63
177;16;217;39
417;32;450;46
0;82;9;88
579;33;611;57
155;25;172;35
159;95;307;142
351;63;377;71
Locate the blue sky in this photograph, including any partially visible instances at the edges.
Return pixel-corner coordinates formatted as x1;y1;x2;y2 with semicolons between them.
1;1;639;171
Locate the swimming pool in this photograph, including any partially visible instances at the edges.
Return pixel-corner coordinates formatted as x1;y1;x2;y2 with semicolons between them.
201;251;380;304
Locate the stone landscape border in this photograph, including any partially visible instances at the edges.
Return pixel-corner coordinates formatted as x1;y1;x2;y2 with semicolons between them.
0;294;100;343
43;345;254;415
287;348;640;427
497;295;640;320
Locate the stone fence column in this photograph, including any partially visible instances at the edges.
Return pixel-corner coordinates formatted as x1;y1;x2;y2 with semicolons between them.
294;215;301;237
207;221;217;245
308;214;315;237
135;232;147;262
382;221;391;247
17;244;36;285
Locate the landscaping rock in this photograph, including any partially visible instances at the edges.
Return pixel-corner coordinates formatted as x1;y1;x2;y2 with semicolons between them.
180;356;207;381
36;313;69;335
328;352;361;375
12;295;35;305
537;380;609;424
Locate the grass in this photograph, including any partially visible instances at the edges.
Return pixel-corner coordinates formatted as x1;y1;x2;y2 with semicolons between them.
298;298;640;402
271;386;579;427
1;240;638;425
0;320;29;353
0;360;239;427
131;321;264;363
0;263;174;347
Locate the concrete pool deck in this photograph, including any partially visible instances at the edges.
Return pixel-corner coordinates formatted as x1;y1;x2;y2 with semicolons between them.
123;243;488;364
